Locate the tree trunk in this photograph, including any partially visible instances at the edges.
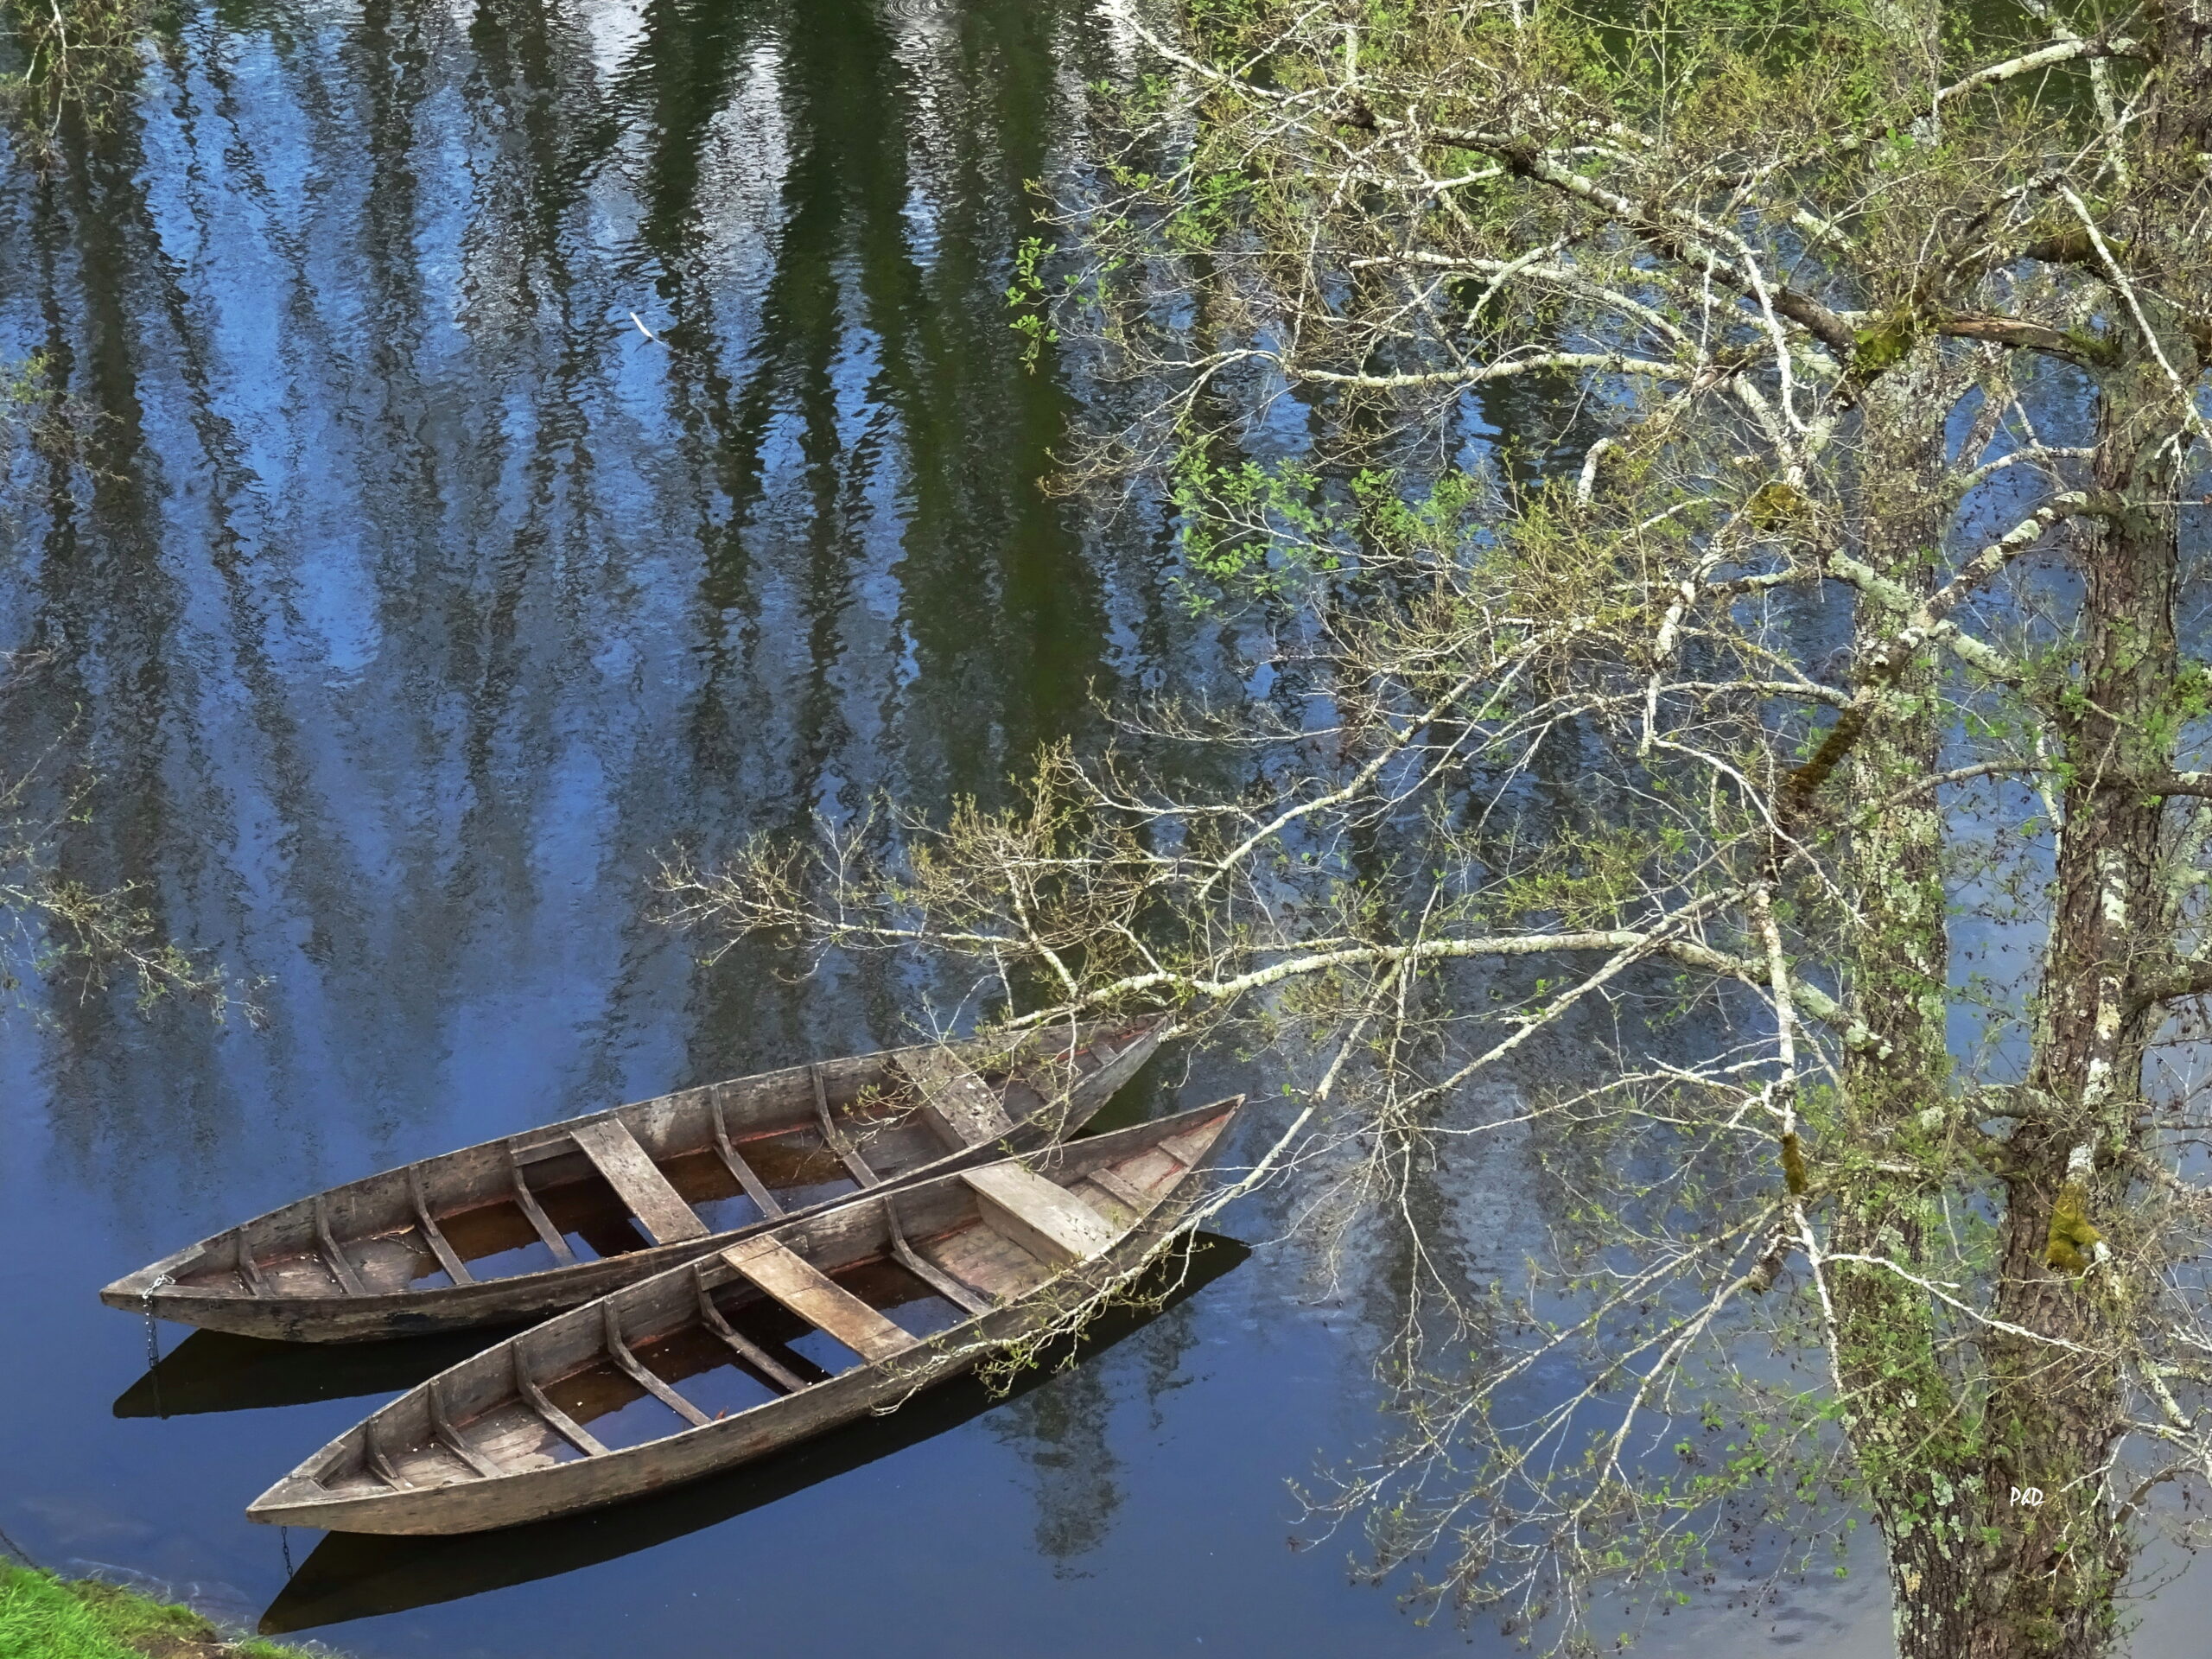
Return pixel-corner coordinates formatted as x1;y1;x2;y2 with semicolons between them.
1823;348;1987;1658
1962;6;2209;1643
1961;333;2185;1656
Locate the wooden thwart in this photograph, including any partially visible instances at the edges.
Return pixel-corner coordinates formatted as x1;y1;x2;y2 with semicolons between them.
897;1048;1016;1147
570;1120;711;1246
962;1163;1116;1267
721;1236;918;1364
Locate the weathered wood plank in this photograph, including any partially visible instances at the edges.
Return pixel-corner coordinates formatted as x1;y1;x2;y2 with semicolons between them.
962;1162;1117;1267
930;1220;1058;1300
896;1047;1015;1148
1157;1122;1225;1169
569;1120;711;1246
721;1236;918;1364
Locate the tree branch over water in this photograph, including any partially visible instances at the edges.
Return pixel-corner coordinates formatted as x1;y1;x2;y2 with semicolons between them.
675;1;2212;1652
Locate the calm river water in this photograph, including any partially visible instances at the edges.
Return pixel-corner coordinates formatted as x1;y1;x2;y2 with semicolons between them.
0;0;2195;1654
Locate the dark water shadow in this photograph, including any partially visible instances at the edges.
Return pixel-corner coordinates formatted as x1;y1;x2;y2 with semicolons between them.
259;1232;1250;1633
114;1326;528;1420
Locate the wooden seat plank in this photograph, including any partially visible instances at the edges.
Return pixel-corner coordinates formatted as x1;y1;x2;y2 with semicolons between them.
896;1047;1016;1148
962;1163;1117;1267
570;1120;711;1246
721;1237;919;1365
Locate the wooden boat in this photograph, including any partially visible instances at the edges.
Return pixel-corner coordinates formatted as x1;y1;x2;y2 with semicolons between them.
245;1098;1241;1535
104;1020;1162;1344
256;1236;1251;1632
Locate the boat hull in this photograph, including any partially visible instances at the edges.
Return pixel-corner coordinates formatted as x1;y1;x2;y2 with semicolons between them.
248;1104;1236;1534
105;1021;1161;1343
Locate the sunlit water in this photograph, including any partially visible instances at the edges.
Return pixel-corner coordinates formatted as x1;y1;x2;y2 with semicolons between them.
0;0;2201;1653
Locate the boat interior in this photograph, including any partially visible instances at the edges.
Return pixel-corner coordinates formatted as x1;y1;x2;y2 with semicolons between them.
153;1027;1142;1301
300;1109;1231;1499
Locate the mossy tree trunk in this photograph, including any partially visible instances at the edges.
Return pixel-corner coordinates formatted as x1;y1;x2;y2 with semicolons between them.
1967;10;2209;1645
1827;352;1988;1658
1967;342;2185;1658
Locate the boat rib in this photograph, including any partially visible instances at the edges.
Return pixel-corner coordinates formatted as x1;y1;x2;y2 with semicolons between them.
312;1198;365;1295
811;1063;879;1188
709;1093;783;1218
508;1157;577;1265
429;1381;502;1479
883;1198;992;1315
409;1167;475;1287
514;1345;609;1458
690;1261;805;1393
601;1302;713;1428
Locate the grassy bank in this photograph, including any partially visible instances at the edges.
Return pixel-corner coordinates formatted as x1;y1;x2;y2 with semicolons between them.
0;1561;321;1659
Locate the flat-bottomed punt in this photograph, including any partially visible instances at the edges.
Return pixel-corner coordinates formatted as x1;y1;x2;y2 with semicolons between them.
105;1020;1161;1343
246;1099;1240;1534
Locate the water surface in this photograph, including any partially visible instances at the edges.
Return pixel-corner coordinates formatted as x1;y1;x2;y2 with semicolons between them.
0;0;2119;1652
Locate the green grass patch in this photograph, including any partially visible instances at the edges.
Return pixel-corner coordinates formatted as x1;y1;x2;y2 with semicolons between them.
0;1561;321;1659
